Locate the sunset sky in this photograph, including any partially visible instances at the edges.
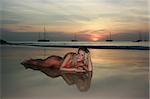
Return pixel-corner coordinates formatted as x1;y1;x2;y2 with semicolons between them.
1;0;149;41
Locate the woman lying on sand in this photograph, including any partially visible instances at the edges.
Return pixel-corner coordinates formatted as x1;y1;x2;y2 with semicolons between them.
21;47;93;73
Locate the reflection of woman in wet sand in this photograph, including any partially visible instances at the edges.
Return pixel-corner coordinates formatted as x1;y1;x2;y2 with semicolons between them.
22;47;93;72
22;61;92;91
61;72;92;91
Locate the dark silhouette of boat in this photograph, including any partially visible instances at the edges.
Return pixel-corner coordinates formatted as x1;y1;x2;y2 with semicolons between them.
143;33;148;41
71;40;78;42
105;31;113;42
133;32;143;42
0;39;9;44
105;39;113;42
38;39;50;42
71;32;78;42
133;40;142;42
38;25;50;42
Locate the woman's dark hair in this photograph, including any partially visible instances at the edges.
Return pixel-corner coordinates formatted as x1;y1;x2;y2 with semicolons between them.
78;47;89;53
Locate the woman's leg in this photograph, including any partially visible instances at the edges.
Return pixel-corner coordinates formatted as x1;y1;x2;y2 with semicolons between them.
22;56;63;68
43;56;63;68
21;59;44;69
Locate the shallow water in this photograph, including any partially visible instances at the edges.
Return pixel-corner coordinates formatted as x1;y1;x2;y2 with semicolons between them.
11;41;149;46
1;45;149;99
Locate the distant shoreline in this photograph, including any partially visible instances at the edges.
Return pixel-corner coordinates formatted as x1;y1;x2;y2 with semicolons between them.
1;42;149;50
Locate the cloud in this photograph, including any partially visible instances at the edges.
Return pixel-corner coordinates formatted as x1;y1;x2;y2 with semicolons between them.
1;31;76;41
1;19;20;24
1;0;149;41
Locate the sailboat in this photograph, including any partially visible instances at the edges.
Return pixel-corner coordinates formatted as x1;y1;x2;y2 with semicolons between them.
38;25;50;42
105;31;113;42
71;32;78;42
133;32;142;42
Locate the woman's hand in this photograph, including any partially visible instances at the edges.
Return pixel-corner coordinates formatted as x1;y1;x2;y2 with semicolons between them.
75;68;86;72
60;68;85;73
87;52;93;72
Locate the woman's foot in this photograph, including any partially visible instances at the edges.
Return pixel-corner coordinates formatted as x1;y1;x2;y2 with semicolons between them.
21;59;42;70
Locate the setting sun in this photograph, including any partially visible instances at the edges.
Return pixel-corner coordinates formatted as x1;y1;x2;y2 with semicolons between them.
92;37;99;41
90;34;104;41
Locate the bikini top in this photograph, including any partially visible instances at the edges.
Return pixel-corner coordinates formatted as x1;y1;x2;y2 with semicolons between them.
63;52;77;68
63;52;86;68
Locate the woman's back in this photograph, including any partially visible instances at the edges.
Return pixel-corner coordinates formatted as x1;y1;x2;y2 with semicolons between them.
62;52;77;68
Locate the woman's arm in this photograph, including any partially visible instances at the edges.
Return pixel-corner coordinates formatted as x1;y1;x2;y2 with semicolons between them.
60;54;77;72
60;54;73;71
60;54;86;73
77;53;93;72
87;53;93;71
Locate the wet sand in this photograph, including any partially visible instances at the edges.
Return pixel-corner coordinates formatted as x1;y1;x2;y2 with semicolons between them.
1;45;149;99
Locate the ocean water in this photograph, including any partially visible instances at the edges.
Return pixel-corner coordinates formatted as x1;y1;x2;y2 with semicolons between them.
11;41;149;46
1;45;149;99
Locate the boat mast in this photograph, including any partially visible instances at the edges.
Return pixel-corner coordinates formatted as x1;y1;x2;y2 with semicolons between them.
109;31;111;40
74;32;77;40
139;32;142;40
38;32;40;40
44;25;46;40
